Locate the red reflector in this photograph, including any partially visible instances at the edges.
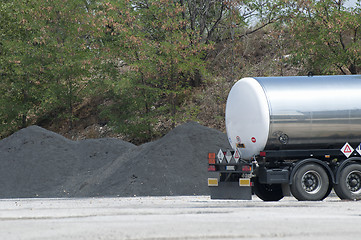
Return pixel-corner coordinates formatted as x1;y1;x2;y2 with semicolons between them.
208;165;216;172
260;151;266;157
242;165;252;172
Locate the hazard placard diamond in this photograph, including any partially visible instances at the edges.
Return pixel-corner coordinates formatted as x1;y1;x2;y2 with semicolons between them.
225;149;233;163
356;144;361;156
217;149;224;163
233;150;240;163
341;142;354;158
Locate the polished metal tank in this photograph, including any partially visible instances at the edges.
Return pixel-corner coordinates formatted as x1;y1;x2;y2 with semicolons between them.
225;75;361;160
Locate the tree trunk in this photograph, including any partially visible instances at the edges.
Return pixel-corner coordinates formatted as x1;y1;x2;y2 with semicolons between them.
349;63;357;75
68;78;73;130
21;89;27;128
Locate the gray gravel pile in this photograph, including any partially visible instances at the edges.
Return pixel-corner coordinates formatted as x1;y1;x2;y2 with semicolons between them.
0;126;136;198
0;122;230;198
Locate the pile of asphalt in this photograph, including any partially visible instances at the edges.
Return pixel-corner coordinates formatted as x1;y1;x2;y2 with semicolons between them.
0;122;230;198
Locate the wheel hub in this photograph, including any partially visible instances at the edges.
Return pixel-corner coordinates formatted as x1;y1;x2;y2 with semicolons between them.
306;179;314;187
346;171;361;193
302;170;322;194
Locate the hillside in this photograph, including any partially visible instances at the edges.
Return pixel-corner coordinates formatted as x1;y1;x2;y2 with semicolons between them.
1;0;360;144
32;29;303;143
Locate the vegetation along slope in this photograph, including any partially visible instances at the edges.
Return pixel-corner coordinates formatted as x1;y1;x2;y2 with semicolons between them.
1;0;361;143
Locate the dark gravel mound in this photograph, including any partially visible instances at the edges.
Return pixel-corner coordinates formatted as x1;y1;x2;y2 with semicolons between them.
0;122;230;198
79;122;231;197
0;126;136;198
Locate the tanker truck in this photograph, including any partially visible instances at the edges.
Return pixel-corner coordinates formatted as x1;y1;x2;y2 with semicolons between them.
208;75;361;201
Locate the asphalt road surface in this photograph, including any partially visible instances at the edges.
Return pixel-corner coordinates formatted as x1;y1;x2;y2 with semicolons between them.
1;196;361;240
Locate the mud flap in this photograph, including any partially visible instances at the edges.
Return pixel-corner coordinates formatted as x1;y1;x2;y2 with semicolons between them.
209;182;252;200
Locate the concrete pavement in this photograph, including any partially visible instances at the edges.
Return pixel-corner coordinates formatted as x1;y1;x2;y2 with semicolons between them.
1;196;361;239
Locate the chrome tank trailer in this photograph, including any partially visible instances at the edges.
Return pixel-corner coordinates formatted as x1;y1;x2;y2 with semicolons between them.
225;75;361;160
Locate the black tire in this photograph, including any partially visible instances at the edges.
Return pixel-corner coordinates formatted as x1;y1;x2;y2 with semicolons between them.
290;163;329;201
334;164;361;200
253;178;284;201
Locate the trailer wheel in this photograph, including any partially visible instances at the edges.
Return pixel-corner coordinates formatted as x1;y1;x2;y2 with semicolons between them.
334;164;361;200
253;178;284;201
290;163;329;201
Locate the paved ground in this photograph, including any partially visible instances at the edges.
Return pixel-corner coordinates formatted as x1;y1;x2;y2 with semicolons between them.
1;196;361;240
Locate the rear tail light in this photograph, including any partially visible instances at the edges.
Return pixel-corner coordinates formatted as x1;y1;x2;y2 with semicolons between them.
242;165;252;172
208;153;216;164
208;158;216;164
208;165;216;172
260;151;266;157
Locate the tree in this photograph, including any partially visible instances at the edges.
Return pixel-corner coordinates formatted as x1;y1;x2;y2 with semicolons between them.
180;0;287;79
286;0;361;74
0;0;101;135
99;0;211;142
0;1;48;134
181;0;285;43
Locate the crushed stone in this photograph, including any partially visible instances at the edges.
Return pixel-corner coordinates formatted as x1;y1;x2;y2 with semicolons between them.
0;122;230;198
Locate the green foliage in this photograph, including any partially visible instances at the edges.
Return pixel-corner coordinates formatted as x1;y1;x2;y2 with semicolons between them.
285;0;361;74
0;0;101;135
0;1;45;133
98;0;211;142
3;0;361;142
98;0;288;142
